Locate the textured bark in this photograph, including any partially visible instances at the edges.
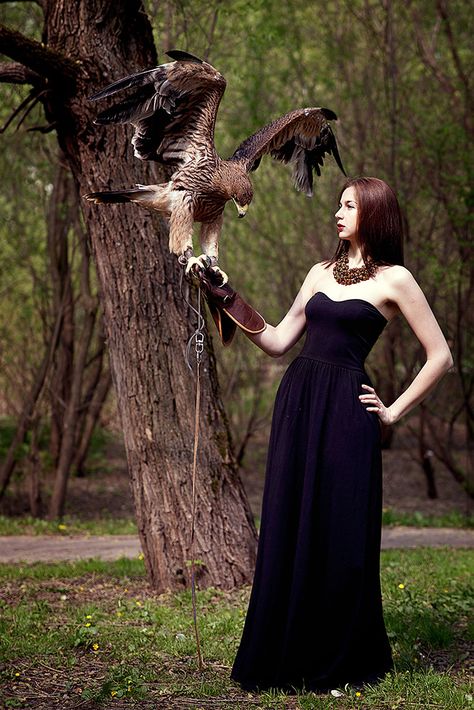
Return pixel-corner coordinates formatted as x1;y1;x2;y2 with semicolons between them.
0;61;42;85
17;0;258;586
0;24;77;85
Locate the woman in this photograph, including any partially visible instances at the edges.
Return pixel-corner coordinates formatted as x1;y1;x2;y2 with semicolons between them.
229;176;453;693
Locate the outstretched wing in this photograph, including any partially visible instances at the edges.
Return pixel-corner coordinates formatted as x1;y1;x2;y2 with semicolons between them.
230;108;345;196
89;50;226;169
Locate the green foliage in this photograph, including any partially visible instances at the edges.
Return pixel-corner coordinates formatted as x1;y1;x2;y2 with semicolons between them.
149;0;472;475
0;0;471;501
0;418;116;494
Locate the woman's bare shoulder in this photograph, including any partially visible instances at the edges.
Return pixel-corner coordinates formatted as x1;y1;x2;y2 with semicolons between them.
308;260;331;276
379;264;413;282
378;264;416;288
303;260;331;288
378;266;425;311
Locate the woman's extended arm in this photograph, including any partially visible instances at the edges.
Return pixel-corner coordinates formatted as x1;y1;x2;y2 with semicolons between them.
359;266;453;424
243;264;320;357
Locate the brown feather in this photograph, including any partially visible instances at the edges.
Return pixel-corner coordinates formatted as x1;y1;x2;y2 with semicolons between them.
230;108;345;196
91;58;226;170
88;55;345;258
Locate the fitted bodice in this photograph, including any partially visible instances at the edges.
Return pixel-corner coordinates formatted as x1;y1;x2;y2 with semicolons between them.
299;291;387;371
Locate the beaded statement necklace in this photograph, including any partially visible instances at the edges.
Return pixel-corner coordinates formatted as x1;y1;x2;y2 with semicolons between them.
333;249;377;285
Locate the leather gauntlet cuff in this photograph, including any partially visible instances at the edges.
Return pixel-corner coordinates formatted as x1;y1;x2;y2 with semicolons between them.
198;268;266;346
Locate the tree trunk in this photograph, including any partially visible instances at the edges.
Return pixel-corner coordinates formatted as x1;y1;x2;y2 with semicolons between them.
73;365;112;477
27;416;42;518
418;406;438;500
0;306;63;497
47;159;75;465
48;283;97;519
38;0;256;586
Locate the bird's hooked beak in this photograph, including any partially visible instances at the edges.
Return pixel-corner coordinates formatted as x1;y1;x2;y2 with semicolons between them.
232;199;249;219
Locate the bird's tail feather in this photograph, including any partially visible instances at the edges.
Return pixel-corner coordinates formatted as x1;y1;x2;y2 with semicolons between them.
89;67;165;102
84;187;156;205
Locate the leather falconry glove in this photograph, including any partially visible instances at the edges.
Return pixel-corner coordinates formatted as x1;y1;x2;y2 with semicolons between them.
197;266;266;346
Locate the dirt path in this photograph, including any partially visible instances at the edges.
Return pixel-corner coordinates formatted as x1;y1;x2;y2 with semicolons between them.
0;527;472;563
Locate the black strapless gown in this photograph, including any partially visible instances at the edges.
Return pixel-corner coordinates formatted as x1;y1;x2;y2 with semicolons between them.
231;291;394;692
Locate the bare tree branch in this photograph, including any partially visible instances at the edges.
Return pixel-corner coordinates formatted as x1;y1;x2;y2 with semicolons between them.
0;24;78;85
0;61;43;85
0;88;38;133
27;121;56;133
15;88;47;130
436;0;472;109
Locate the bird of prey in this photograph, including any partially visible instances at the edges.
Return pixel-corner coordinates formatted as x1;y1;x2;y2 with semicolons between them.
84;50;345;281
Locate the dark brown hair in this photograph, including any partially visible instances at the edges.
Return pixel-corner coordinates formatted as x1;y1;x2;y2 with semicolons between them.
326;176;405;270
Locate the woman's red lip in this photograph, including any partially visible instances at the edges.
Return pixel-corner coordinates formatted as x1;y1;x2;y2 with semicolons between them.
337;225;345;230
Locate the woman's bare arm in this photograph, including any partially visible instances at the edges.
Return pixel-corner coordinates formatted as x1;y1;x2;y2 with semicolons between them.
244;264;321;357
360;266;453;424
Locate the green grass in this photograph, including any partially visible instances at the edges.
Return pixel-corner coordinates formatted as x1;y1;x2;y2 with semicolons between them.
0;549;472;708
0;509;471;538
0;557;145;581
1;510;470;541
381;508;473;529
254;509;473;534
0;514;137;536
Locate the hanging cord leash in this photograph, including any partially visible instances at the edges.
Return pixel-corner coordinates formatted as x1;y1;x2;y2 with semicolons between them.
180;268;205;670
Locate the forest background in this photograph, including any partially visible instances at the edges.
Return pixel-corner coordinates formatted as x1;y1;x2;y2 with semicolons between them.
0;0;471;529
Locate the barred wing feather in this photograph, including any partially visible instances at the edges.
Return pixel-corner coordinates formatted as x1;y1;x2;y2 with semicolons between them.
230;108;346;197
89;51;227;168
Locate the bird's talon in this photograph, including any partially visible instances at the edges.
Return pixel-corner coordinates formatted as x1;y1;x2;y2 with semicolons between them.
211;265;228;285
184;254;210;276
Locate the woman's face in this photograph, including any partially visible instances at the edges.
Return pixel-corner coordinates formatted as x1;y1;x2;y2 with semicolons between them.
335;187;358;241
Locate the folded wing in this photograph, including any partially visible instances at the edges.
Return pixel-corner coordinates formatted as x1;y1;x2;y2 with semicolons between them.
230;108;346;197
89;50;227;169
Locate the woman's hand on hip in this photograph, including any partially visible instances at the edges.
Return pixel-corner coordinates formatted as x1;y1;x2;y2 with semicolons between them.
359;384;396;425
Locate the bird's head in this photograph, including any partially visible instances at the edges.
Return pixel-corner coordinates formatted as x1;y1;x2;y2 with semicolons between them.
230;175;253;219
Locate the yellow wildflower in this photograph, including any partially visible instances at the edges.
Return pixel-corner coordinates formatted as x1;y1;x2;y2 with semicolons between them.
14;672;20;677
111;690;117;696
92;643;99;651
398;583;405;589
136;600;142;607
85;622;91;627
85;614;92;619
58;524;67;530
356;691;361;697
138;552;144;560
